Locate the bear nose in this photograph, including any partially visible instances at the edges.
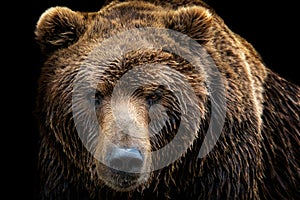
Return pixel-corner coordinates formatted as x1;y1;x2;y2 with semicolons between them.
108;147;143;173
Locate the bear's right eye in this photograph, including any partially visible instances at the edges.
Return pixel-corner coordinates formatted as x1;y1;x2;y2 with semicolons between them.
89;91;103;108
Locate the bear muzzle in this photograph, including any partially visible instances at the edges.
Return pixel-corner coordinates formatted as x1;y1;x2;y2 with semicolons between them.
107;146;144;174
101;146;151;190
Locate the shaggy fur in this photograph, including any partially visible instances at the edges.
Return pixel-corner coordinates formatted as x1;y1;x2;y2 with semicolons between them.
34;0;300;199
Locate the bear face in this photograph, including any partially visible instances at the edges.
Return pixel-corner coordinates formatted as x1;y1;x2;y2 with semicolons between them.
35;2;212;193
34;1;299;199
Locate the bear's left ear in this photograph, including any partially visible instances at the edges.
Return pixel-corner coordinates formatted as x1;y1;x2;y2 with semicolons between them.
163;6;214;44
35;6;88;54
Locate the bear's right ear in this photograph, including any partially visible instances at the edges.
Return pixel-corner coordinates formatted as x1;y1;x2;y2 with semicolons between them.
35;7;88;54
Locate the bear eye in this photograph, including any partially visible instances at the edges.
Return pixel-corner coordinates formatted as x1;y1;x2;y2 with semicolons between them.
90;91;103;108
146;90;162;106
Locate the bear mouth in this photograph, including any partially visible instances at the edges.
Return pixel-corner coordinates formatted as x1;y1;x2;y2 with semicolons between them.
105;168;150;191
110;169;141;188
96;160;151;192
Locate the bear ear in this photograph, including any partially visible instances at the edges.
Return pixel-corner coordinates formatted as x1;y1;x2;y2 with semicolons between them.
164;6;214;44
35;6;88;54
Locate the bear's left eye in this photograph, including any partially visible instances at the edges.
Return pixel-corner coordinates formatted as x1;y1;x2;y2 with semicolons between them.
146;90;162;106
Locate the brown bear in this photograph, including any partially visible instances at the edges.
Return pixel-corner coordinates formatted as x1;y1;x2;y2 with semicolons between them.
34;0;300;199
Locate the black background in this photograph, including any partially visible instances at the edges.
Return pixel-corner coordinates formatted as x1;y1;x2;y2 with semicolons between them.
12;0;300;199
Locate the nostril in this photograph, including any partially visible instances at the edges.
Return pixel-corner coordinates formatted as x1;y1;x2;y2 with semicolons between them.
110;158;124;169
108;147;144;173
127;157;143;170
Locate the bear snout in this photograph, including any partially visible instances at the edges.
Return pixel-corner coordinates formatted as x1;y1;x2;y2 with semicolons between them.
107;147;144;174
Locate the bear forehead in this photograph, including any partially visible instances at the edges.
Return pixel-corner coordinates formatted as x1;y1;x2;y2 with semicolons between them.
88;2;166;35
100;1;164;16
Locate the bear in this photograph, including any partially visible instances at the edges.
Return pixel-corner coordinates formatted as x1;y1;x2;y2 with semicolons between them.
34;0;300;199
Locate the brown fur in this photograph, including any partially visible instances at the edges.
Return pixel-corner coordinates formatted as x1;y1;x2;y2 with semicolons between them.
34;0;300;199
